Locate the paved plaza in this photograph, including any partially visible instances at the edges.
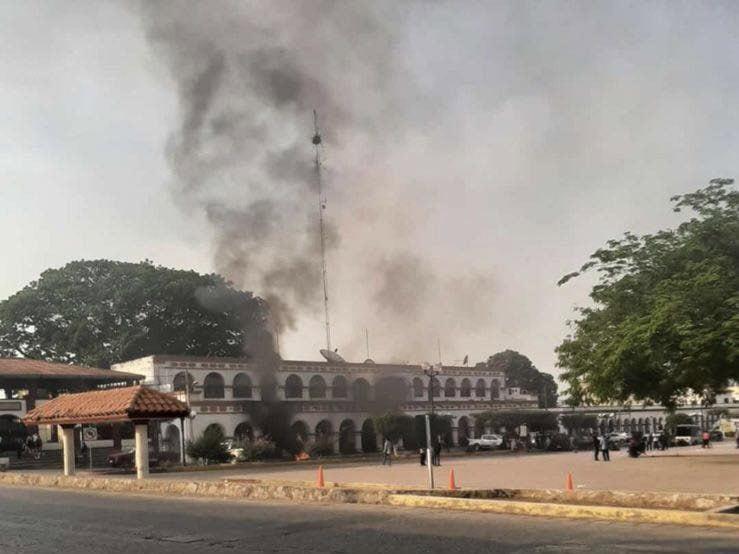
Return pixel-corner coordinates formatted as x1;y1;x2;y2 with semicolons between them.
132;442;739;494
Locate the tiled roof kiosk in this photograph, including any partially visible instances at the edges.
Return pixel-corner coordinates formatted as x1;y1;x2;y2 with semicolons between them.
23;386;189;479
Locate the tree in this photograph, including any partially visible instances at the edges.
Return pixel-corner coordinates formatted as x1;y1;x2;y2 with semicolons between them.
373;412;413;443
0;260;272;368
186;426;231;464
559;413;598;435
557;180;739;409
484;350;559;408
474;410;559;434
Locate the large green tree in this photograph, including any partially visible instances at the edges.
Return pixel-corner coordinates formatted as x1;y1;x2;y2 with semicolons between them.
557;179;739;408
483;350;558;408
0;260;272;368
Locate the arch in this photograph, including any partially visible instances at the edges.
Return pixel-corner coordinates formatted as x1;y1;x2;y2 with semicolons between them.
309;375;327;399
475;378;486;398
339;419;356;454
631;418;637;433
315;419;333;438
431;377;441;398
203;372;225;399
0;414;27;444
412;377;424;398
474;417;485;437
353;378;370;402
284;374;303;399
458;416;470;447
443;378;456;398
232;373;253;399
361;418;377;453
172;371;194;393
332;375;348;398
460;378;472;397
490;379;500;400
291;420;310;444
637;417;644;432
645;418;652;433
234;421;254;442
607;419;614;432
204;423;225;438
162;424;181;457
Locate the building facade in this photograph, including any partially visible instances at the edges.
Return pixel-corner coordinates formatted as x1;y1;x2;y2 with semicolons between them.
112;355;539;454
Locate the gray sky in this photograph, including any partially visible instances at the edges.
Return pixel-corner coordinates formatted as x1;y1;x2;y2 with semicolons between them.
2;1;738;378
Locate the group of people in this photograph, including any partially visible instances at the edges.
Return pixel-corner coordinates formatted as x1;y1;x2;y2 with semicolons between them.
380;436;444;467
0;433;43;460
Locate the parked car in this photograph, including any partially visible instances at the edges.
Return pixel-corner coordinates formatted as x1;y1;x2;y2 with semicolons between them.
607;432;628;445
107;448;158;469
467;434;504;451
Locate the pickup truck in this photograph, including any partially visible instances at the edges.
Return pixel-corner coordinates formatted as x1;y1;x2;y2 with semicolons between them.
467;434;504;450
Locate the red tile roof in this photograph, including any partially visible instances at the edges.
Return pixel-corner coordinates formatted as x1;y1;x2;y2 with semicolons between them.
23;386;189;425
0;358;142;381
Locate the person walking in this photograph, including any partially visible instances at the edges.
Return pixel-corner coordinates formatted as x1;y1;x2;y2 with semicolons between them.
382;438;392;466
701;431;710;449
433;436;442;466
599;434;610;461
592;434;600;461
419;448;426;466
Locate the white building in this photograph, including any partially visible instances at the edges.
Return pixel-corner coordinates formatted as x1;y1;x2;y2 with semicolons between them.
112;355;539;454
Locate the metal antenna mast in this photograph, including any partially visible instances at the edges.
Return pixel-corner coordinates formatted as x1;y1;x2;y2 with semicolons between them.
313;110;331;351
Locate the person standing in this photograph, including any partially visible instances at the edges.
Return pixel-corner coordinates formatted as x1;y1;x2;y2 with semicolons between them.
599;434;610;461
592;434;600;461
382;438;392;466
433;436;442;466
701;431;710;449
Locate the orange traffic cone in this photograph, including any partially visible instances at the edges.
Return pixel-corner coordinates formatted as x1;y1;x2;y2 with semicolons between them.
448;468;457;490
566;472;574;492
317;465;325;488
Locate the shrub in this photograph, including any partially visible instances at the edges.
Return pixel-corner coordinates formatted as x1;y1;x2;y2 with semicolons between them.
239;438;277;461
308;435;334;456
186;427;230;464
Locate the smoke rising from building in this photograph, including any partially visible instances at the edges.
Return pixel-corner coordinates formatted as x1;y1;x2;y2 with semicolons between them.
139;1;496;361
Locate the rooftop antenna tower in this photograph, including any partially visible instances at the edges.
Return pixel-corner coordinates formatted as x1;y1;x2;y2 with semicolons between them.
313;110;332;351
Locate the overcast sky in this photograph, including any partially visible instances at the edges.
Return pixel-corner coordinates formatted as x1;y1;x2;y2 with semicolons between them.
2;2;738;378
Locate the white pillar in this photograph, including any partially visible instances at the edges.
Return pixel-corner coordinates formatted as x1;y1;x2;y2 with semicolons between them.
331;433;340;455
451;426;459;447
60;425;75;476
354;431;362;453
134;423;149;479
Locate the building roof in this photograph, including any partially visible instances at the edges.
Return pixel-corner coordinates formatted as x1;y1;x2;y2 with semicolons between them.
22;385;189;425
0;358;142;381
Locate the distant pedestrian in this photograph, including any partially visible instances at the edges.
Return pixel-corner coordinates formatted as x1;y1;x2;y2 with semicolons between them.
382;438;392;466
645;433;652;452
592;434;600;461
599;434;610;461
419;448;426;466
701;431;710;449
433;437;442;466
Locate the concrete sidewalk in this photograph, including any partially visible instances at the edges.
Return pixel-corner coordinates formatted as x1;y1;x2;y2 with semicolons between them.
73;441;739;495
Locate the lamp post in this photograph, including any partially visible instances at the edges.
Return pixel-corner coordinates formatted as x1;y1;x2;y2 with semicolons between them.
423;363;442;415
421;362;441;489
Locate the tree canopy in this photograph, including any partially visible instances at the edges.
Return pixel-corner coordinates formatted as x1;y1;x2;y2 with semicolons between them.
557;180;739;409
0;260;272;368
483;350;558;408
474;410;559;434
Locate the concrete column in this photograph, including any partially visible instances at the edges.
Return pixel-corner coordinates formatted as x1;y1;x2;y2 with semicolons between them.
134;423;149;479
331;433;340;455
451;426;459;447
60;425;75;476
354;431;363;453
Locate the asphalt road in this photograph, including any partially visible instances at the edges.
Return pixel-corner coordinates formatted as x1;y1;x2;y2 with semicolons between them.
0;486;737;553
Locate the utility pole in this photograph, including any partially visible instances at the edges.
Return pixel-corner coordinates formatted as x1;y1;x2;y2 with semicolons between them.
312;110;332;351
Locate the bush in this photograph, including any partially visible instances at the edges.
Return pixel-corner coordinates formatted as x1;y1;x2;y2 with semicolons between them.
308;435;334;456
186;427;230;464
238;438;277;461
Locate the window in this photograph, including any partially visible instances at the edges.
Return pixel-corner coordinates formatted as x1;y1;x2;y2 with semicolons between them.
233;373;253;398
309;375;327;399
203;372;225;399
172;372;193;393
431;378;441;398
332;375;348;398
460;378;471;397
490;380;500;399
285;375;303;398
412;377;424;398
475;379;486;398
353;379;370;402
444;378;456;398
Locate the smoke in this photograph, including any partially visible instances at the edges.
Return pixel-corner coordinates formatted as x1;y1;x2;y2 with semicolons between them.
138;1;497;362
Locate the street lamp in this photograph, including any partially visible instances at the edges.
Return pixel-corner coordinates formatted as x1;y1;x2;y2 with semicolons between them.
422;363;441;414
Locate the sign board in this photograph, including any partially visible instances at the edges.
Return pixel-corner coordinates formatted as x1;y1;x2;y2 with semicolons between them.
82;427;98;441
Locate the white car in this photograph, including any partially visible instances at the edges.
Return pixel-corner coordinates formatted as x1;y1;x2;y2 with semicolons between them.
467;434;504;450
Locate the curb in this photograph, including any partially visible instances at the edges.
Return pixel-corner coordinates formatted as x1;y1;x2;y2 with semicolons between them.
1;472;737;530
386;494;739;530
